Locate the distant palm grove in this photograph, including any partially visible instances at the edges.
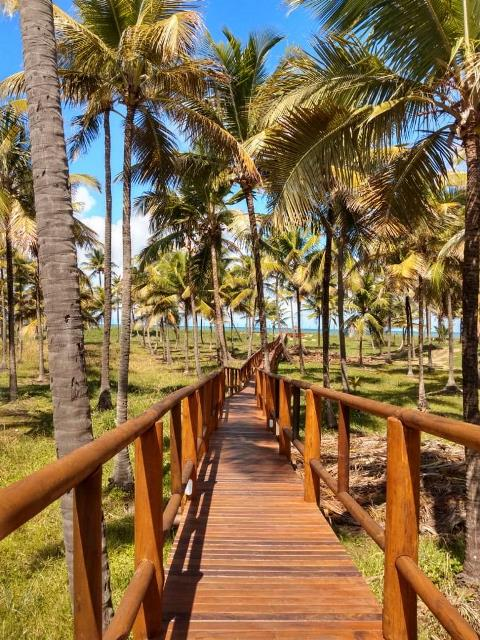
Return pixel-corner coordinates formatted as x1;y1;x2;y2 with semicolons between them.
1;0;480;633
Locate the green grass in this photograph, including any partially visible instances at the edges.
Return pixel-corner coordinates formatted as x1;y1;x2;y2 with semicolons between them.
0;328;472;639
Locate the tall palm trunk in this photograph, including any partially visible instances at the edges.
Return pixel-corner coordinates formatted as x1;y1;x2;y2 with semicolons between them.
426;305;433;371
248;312;254;358
444;290;460;393
112;102;135;490
244;188;269;372
35;258;46;382
5;223;17;401
0;269;6;370
164;319;173;365
386;311;392;364
337;232;349;392
183;304;190;374
461;129;480;580
417;277;428;411
209;238;229;365
296;287;305;375
322;220;335;427
18;0;113;623
98;109;113;410
406;296;414;376
358;333;363;366
191;304;202;378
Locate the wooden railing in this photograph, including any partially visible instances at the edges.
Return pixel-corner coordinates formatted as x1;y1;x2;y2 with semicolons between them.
256;369;480;640
0;369;225;640
224;334;284;395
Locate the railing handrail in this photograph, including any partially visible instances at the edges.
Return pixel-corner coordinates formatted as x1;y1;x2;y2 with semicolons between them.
257;367;480;640
0;369;221;541
266;371;480;451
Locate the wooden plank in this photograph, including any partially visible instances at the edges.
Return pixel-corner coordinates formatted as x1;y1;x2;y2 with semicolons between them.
162;382;383;639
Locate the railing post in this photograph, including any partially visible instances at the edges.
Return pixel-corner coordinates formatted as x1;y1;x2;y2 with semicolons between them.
383;417;420;640
292;386;301;440
337;402;350;493
304;390;322;504
182;394;198;492
196;388;206;457
278;379;292;460
265;375;273;430
133;420;164;639
73;466;102;640
255;369;262;409
170;404;182;496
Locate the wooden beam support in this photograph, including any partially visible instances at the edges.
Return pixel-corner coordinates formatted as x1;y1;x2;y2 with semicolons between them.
383;417;420;640
133;421;164;639
304;390;321;504
73;467;102;640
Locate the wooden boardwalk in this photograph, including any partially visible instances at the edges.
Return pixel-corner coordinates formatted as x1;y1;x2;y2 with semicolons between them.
162;382;383;639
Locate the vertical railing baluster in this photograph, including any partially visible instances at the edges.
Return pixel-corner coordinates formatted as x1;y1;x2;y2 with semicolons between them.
383;416;420;640
73;467;102;640
304;390;321;504
170;404;182;496
182;394;198;491
337;402;350;493
196;388;206;457
278;380;292;460
292;386;301;440
133;421;164;639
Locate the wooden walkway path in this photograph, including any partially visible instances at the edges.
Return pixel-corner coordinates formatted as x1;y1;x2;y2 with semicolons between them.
162;382;382;639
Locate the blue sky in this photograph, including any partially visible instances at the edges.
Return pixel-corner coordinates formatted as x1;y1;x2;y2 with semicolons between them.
0;2;313;251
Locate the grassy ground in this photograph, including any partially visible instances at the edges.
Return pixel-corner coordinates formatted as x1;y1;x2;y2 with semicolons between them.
0;327;476;638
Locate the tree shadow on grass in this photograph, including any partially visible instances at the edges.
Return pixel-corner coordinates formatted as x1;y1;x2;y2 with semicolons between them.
0;407;54;436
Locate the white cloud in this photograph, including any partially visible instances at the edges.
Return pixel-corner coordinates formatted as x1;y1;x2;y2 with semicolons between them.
73;185;97;215
77;210;151;274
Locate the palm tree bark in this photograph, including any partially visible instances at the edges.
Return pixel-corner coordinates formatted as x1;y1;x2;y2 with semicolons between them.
417;276;428;411
322;220;335;427
191;304;202;377
460;130;480;580
183;304;190;374
445;289;460;393
244;188;269;371
406;296;414;376
112;102;135;490
18;0;113;622
337;232;349;392
35;258;46;382
426;304;433;371
0;269;7;370
209;239;229;365
386;311;392;364
5;222;17;401
98;110;113;411
164;319;173;365
295;287;305;375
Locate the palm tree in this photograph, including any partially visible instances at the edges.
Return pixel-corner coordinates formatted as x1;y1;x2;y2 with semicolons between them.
12;0;113;623
55;0;210;488
283;0;480;577
345;272;385;367
83;247;105;287
207;29;283;372
268;231;319;375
